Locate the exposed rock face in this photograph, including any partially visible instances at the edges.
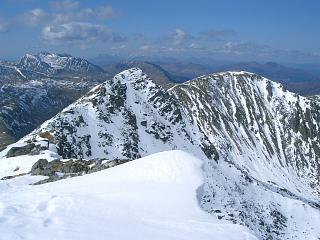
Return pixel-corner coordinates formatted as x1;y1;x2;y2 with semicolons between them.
30;158;128;184
6;143;45;158
15;69;320;239
172;71;320;190
170;71;320;239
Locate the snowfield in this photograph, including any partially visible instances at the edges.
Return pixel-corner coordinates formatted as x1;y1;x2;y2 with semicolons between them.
0;150;257;240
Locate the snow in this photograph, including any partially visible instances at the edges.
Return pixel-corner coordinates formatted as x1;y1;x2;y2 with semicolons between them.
39;53;68;69
0;150;257;240
2;68;320;239
14;67;27;79
0;141;59;179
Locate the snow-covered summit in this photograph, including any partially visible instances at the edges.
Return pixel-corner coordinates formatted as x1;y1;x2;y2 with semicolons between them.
17;52;104;75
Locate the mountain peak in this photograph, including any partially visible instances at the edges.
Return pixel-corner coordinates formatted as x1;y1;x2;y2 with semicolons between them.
17;52;104;75
115;67;143;77
212;70;261;77
114;67;144;82
24;53;39;59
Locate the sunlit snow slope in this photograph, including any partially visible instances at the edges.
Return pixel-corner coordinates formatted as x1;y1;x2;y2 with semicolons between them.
0;151;257;240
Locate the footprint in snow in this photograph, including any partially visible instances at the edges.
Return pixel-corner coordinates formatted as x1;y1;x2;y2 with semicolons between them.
37;195;58;213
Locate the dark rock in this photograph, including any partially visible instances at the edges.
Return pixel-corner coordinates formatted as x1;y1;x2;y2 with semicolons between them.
31;158;51;176
31;158;129;184
1;173;27;180
6;143;43;158
61;160;90;174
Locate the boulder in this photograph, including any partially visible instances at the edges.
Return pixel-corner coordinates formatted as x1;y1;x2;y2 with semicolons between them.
60;160;90;174
31;158;129;184
6;143;43;158
31;158;53;176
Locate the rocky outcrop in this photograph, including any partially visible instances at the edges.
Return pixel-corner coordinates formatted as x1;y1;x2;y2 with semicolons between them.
30;158;128;184
6;143;46;158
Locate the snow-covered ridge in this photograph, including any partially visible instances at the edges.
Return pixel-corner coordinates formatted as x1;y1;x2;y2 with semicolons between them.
24;67;207;160
17;52;104;75
172;70;319;187
2;68;320;239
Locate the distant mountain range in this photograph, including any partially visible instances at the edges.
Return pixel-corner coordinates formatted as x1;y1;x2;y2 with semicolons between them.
156;61;320;96
90;54;320;95
103;61;188;89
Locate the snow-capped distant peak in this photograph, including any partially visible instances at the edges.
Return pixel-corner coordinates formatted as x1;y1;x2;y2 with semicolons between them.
38;52;70;69
17;52;104;74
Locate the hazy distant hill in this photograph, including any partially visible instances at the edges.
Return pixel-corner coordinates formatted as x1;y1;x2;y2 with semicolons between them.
104;61;188;89
157;61;320;96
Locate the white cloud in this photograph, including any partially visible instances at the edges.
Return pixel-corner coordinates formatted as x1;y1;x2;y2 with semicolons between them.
72;6;118;21
15;5;118;27
223;42;270;55
42;22;124;43
171;28;189;45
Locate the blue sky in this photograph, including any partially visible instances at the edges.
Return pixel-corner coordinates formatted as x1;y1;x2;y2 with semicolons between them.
0;0;319;63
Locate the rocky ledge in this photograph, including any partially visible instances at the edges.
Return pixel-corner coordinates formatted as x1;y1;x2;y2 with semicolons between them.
31;158;129;185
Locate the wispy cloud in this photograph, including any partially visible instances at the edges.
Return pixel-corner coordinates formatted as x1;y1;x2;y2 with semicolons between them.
223;42;270;55
49;0;80;10
16;8;47;27
170;28;191;45
11;2;121;48
138;28;235;56
16;5;118;27
50;5;118;24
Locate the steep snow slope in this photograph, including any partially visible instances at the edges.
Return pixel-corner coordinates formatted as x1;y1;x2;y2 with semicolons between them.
25;68;213;160
170;71;320;239
171;71;320;196
0;150;257;240
2;69;320;239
